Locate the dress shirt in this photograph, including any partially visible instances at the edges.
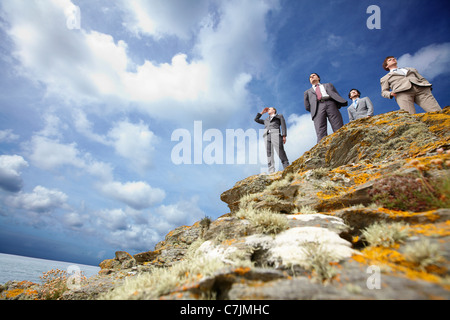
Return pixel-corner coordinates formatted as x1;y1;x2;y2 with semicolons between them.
312;83;330;99
391;68;408;76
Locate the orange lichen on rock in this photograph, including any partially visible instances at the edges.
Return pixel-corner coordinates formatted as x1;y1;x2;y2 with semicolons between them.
222;238;243;246
5;288;25;299
414;110;450;138
407;154;450;170
408;221;450;237
316;186;347;200
234;267;251;276
375;208;442;222
3;281;39;300
99;258;117;270
352;245;446;285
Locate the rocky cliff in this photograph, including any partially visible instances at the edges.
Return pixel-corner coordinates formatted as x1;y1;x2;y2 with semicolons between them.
2;107;450;300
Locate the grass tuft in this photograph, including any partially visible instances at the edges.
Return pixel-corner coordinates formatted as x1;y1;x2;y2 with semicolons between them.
404;238;445;270
362;221;410;247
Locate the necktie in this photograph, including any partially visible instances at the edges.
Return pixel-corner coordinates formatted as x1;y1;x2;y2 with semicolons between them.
354;99;358;109
315;84;322;100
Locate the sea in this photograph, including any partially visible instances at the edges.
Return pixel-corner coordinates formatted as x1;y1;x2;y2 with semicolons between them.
0;253;100;284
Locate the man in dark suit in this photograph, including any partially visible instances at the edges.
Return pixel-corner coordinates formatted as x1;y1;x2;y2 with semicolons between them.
255;107;289;173
304;73;348;142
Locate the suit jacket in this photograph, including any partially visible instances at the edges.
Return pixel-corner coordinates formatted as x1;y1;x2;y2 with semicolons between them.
348;97;374;121
255;113;287;137
304;83;348;120
380;67;432;99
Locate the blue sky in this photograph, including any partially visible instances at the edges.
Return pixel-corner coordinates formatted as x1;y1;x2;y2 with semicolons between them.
0;0;449;266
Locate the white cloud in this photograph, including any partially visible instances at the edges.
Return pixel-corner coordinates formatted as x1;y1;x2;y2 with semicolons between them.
72;109;109;145
27;134;164;209
90;206;164;252
100;181;166;210
285;114;317;163
6;185;68;213
398;42;450;80
26;119;164;210
122;53;210;103
0;0;279;255
63;211;85;229
0;155;29;192
106;224;161;252
72;110;160;171
89;196;205;253
153;196;205;232
0;129;19;143
26;130;115;182
27;136;85;171
107;120;159;170
120;0;210;40
40;114;63;138
1;0;98;100
196;0;274;82
96;208;129;231
83;159;115;183
84;31;130;96
327;34;344;49
0;0;278;124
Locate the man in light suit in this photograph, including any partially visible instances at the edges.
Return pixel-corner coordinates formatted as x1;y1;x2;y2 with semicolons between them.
255;107;289;173
304;73;348;142
380;56;442;114
347;89;374;121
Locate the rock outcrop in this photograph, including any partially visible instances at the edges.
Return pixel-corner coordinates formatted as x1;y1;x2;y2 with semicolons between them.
2;107;449;300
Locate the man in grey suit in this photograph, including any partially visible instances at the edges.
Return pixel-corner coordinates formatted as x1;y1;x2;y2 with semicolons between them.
255;107;289;173
380;56;441;114
347;89;374;121
304;73;348;142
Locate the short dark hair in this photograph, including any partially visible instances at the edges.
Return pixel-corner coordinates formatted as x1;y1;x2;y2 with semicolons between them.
310;73;321;81
383;56;395;71
348;89;361;99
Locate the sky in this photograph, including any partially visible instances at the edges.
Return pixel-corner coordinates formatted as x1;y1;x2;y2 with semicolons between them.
0;0;449;266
